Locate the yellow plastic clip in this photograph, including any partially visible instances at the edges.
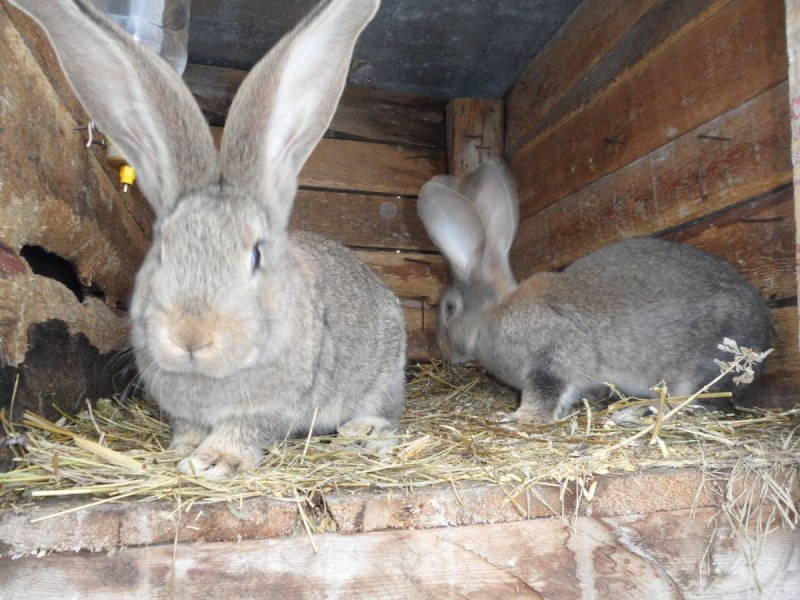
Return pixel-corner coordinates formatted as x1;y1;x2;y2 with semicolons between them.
119;164;136;193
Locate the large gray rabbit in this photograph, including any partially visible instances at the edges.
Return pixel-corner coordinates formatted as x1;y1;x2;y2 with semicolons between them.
418;159;772;423
12;0;406;477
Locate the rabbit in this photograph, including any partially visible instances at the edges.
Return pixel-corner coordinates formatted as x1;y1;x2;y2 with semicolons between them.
417;158;772;423
12;0;406;478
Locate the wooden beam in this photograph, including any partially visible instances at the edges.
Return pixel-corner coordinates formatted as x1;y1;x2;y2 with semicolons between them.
3;507;798;598
446;98;503;177
511;82;791;279
509;0;787;220
403;300;439;361
184;63;447;148
505;0;725;157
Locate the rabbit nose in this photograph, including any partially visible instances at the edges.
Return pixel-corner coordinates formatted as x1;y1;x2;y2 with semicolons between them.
169;330;214;355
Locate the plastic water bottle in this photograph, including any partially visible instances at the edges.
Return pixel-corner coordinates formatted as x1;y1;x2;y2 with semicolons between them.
87;1;192;191
89;0;191;75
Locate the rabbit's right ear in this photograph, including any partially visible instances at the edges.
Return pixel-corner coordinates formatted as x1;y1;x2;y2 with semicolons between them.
418;176;486;281
8;0;219;217
465;159;519;258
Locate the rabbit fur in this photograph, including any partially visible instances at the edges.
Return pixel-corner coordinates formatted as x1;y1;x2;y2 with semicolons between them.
12;0;406;477
418;159;772;423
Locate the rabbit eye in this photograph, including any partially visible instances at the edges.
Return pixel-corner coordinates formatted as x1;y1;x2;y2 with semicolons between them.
250;244;262;273
444;301;457;319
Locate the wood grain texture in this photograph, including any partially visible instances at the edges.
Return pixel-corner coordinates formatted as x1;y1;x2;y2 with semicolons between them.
510;0;788;221
184;63;447;148
446;98;504;177
511;83;791;279
663;186;796;303
355;251;446;304
403;299;440;361
289;191;435;251
3;507;798;599
758;306;800;405
0;6;149;304
505;0;706;156
210;127;444;196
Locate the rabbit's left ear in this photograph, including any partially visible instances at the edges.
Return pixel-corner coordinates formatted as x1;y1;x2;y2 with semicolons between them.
465;158;519;260
7;0;219;218
221;0;380;231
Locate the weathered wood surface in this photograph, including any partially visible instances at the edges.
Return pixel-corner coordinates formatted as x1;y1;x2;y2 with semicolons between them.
511;82;791;278
403;299;439;361
787;0;800;313
184;63;447;148
0;5;150;305
209;127;444;196
0;469;767;558
446;98;504;177
505;0;726;157
289;191;435;251
509;0;787;220
663;185;796;303
355;251;445;304
3;506;798;599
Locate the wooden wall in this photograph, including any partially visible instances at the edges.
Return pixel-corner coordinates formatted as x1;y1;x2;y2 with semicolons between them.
185;64;447;361
504;0;797;405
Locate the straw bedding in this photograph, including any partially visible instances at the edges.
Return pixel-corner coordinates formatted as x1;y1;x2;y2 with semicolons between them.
0;343;797;536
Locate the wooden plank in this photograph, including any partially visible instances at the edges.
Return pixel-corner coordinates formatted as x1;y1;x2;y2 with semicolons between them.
289;191;435;251
4;508;798;598
509;0;788;220
446;98;504;177
355;251;446;304
786;0;800;341
506;0;692;156
403;300;440;361
511;83;791;279
184;63;447;148
209;127;445;196
758;306;800;406
663;186;796;303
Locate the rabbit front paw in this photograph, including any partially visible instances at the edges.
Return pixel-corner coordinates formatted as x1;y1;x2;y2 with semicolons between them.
494;403;552;424
178;445;261;479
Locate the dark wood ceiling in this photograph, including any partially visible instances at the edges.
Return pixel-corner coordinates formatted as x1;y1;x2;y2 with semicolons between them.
188;0;581;98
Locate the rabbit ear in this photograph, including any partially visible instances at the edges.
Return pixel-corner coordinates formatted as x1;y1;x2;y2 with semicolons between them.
220;0;380;231
464;158;519;259
9;0;219;218
418;176;486;281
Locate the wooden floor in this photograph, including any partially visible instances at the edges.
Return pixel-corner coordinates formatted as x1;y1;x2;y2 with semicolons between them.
3;506;799;599
1;469;799;599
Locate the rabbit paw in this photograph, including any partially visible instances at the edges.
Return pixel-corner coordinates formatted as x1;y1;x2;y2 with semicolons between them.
338;417;399;456
494;404;552;424
168;427;208;458
178;446;260;479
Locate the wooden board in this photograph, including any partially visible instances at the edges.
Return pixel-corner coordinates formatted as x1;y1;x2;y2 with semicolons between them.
663;186;796;303
403;299;439;361
446;98;503;177
289;191;435;252
354;251;445;304
511;83;791;279
184;63;447;148
505;0;703;156
209;128;444;197
3;507;798;599
508;0;788;220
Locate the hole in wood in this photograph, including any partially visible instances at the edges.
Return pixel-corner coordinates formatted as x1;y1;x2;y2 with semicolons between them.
19;246;105;303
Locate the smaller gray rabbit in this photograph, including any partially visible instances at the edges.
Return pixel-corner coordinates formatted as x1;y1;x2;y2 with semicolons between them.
418;159;772;423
